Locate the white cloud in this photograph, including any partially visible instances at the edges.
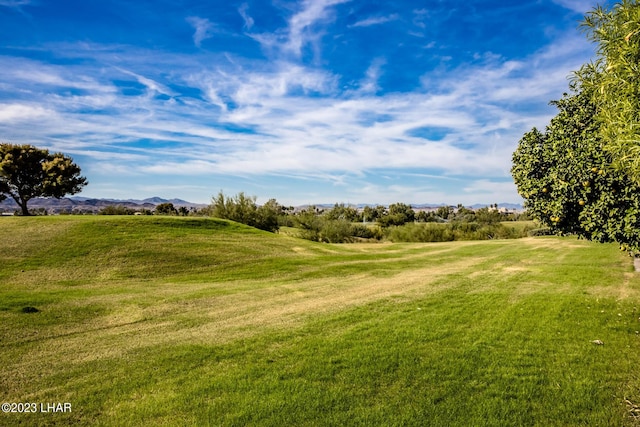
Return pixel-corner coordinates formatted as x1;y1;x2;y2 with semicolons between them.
116;68;176;97
238;3;254;30
357;58;386;93
461;179;522;203
247;0;350;58
0;58;110;93
286;0;348;55
67;149;148;162
412;8;430;30
350;14;399;28
141;160;217;175
186;16;216;48
0;0;31;6
0;103;53;122
551;0;594;14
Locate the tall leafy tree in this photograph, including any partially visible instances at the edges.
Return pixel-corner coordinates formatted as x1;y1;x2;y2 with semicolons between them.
0;144;87;215
377;202;415;227
325;203;359;222
210;191;280;232
580;0;640;180
513;2;640;253
512;79;640;253
155;202;177;215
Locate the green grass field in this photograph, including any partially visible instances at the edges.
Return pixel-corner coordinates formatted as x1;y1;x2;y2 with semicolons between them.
1;216;639;426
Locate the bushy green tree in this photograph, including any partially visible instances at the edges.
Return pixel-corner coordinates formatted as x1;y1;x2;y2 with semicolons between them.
294;206;324;241
512;78;640;253
435;206;453;221
473;207;502;225
255;198;281;233
210;191;280;232
378;203;415;227
362;205;385;222
155;202;177;215
0;143;87;215
451;206;475;223
389;203;415;221
293;206;381;243
415;210;437;222
325;203;360;222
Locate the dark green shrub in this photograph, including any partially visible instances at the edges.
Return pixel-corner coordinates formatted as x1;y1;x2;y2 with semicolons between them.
320;219;354;243
386;222;530;242
527;227;555;237
386;223;455;242
99;205;135;215
351;224;383;240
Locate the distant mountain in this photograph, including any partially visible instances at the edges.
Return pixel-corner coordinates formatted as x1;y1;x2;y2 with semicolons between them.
69;196;205;207
141;197;173;204
0;196;207;214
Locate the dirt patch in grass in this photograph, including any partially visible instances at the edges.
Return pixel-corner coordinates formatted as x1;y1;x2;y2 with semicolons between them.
600;271;640;301
519;236;586;250
291;246;312;255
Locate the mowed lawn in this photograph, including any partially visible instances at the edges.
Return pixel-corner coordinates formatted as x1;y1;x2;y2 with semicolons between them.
1;216;639;426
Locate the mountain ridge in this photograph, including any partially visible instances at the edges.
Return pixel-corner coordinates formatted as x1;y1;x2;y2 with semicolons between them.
0;196;207;213
0;196;524;214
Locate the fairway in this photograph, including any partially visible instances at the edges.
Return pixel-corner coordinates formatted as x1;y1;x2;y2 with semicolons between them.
1;216;639;426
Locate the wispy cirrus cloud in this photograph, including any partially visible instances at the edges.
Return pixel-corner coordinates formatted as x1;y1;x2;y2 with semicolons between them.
115;67;176;97
0;0;31;6
551;0;595;13
0;26;590;183
238;3;254;30
285;0;349;55
249;0;350;58
186;16;216;48
0;0;598;204
350;14;399;28
356;58;386;93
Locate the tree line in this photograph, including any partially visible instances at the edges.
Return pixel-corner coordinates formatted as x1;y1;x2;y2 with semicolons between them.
0;144;533;243
191;191;532;243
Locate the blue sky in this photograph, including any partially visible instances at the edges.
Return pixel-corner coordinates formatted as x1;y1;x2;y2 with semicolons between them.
0;0;604;205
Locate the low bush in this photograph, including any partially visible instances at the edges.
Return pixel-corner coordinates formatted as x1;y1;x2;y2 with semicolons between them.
98;205;136;215
386;222;533;243
527;227;555;237
295;215;383;243
351;224;383;240
385;223;455;242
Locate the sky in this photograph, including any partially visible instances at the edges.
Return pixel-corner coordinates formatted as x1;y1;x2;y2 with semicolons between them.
0;0;607;206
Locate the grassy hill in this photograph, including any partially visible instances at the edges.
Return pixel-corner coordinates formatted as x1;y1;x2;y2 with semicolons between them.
1;216;639;426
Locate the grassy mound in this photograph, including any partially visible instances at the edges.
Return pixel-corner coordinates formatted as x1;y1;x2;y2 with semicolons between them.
1;216;639;426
